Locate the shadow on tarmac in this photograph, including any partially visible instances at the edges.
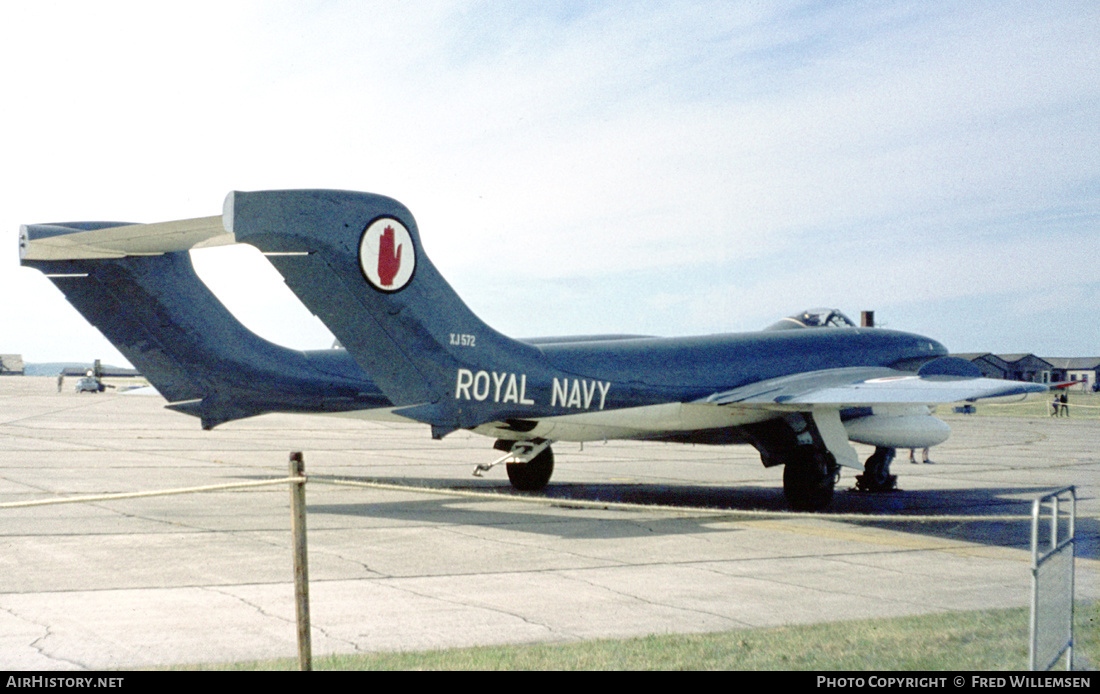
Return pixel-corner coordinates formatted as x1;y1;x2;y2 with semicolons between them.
302;474;1097;560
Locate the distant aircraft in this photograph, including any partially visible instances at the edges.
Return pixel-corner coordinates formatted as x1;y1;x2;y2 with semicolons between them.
19;190;1046;509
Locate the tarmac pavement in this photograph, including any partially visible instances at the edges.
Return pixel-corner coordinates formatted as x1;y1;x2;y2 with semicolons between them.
0;376;1096;669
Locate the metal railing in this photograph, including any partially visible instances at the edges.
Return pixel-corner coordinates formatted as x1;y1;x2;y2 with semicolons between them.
1029;486;1076;671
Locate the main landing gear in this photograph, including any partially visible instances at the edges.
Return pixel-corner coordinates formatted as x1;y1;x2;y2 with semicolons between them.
474;439;555;491
854;446;898;493
781;445;900;509
782;445;840;511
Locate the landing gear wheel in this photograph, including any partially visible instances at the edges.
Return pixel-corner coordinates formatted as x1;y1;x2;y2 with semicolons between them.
854;446;897;492
782;447;837;511
506;446;554;491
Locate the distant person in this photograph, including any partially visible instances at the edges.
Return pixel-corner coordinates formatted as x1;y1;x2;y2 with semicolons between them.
1051;394;1060;417
1060;392;1069;417
56;374;63;393
909;447;932;464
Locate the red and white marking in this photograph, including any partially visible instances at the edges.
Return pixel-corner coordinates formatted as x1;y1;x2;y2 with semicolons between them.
359;217;415;291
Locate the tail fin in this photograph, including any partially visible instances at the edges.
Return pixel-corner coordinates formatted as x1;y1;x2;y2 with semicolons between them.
21;230;384;428
226;189;551;435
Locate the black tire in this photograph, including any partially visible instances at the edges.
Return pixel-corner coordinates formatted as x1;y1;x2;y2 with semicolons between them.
506;446;554;491
783;447;836;511
855;446;897;492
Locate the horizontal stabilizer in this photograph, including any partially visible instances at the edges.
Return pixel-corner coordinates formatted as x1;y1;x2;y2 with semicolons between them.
20;216;232;260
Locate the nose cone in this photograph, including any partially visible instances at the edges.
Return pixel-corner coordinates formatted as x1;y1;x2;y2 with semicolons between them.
926;336;949;357
908;332;948;358
887;331;949;371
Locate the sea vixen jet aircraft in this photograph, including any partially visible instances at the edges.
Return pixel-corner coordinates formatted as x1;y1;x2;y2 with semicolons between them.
19;189;1045;509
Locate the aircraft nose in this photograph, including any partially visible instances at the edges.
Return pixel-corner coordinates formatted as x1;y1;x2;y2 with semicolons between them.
915;336;948;359
888;333;948;371
924;337;948;356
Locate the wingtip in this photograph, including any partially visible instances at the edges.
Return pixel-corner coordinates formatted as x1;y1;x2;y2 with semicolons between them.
17;225;29;261
222;191;237;234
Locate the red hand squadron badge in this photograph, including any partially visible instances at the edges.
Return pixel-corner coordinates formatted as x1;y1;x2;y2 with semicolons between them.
359;217;415;291
376;225;402;287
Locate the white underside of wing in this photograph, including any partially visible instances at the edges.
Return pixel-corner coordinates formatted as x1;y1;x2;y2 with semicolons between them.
771;376;1045;405
703;367;1047;408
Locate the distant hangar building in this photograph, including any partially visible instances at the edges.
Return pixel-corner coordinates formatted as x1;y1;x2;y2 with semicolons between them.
953;353;1099;391
951;353;1054;384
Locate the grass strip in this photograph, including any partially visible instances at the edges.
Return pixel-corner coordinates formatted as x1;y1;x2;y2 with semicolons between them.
185;602;1096;670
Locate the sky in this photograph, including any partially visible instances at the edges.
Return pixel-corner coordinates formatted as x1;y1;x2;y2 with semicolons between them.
2;1;1098;366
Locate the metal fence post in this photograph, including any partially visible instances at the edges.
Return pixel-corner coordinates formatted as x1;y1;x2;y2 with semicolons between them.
290;451;311;671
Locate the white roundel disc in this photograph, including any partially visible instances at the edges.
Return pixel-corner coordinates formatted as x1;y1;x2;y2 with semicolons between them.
359;217;415;291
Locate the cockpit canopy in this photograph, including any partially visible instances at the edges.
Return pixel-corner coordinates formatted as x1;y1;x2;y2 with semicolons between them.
765;308;858;331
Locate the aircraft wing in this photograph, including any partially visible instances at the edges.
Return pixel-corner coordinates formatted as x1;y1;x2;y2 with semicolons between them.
700;366;1047;409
